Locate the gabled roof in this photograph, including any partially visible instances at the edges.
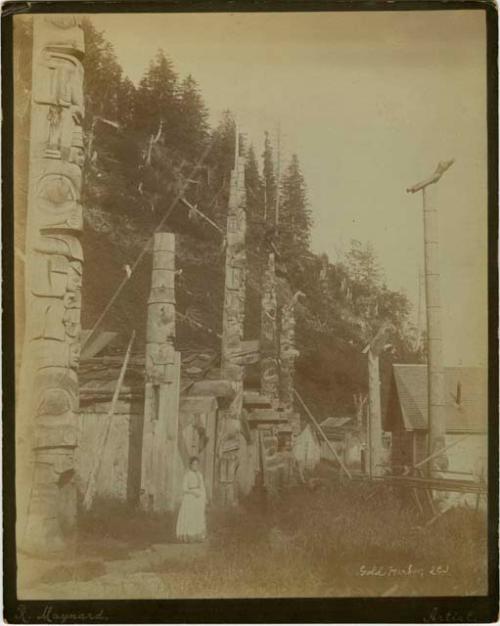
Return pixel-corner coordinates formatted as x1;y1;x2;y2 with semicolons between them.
392;365;487;433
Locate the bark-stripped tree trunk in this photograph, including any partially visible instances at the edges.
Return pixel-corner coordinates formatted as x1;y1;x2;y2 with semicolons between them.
18;16;85;554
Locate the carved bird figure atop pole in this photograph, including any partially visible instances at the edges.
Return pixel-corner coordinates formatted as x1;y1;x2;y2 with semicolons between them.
406;159;455;194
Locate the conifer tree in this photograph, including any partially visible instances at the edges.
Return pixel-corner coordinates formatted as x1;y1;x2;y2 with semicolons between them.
134;49;179;140
206;110;236;223
279;154;312;268
82;18;140;225
176;74;209;159
245;144;264;229
262;131;277;225
83;18;129;125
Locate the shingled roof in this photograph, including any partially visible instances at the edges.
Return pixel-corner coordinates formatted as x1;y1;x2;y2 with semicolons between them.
78;335;219;405
392;364;487;433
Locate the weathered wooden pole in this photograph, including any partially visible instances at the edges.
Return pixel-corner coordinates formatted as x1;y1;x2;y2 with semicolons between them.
279;290;301;433
407;159;454;477
366;352;382;477
18;16;86;554
363;324;393;477
261;253;279;406
218;134;247;506
140;232;181;511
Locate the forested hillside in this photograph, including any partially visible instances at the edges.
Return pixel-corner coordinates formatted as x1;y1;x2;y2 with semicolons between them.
14;17;423;419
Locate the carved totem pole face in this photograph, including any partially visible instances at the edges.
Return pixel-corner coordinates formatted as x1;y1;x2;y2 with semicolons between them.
20;15;85;553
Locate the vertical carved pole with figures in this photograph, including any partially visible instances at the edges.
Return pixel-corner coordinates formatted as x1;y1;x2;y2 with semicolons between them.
218;134;247;506
18;16;86;554
261;253;279;406
407;160;454;477
140;232;181;511
279;290;301;434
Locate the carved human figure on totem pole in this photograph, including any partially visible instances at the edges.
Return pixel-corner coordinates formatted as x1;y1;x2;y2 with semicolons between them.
18;16;85;554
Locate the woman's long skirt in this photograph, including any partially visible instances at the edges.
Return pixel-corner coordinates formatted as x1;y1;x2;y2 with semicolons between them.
176;494;206;542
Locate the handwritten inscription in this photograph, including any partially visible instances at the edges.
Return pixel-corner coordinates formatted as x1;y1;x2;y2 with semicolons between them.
14;604;108;623
424;607;476;623
358;564;450;577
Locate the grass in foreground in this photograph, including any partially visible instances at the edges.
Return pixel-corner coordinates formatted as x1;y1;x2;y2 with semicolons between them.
150;476;486;597
35;468;487;598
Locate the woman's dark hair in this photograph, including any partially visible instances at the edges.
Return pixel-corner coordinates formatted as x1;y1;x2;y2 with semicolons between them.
189;456;199;466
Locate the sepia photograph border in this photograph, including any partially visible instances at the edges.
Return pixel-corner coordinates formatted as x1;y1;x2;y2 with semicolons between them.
2;0;498;622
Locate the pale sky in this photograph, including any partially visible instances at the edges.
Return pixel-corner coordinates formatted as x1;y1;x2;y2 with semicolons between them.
88;10;488;367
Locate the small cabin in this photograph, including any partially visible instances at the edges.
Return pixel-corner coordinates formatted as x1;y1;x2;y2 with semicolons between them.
386;364;487;481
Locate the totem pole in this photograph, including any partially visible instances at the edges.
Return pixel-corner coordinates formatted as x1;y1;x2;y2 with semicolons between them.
218;134;247;506
18;16;85;554
140;232;181;511
407;160;454;477
261;253;279;406
279;290;301;434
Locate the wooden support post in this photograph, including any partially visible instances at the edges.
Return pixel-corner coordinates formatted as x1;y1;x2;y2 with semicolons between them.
140;233;181;511
363;324;392;478
407;160;454;477
367;350;383;477
18;16;85;554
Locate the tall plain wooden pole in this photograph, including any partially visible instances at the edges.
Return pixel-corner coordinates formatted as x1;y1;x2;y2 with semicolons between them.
407;160;454;477
367;350;382;477
140;232;180;511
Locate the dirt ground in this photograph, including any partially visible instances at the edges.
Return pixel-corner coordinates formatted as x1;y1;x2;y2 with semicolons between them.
18;467;488;599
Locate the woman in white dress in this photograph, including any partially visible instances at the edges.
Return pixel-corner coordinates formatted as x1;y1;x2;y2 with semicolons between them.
176;457;207;543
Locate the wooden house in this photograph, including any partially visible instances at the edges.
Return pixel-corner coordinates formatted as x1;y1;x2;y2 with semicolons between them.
77;339;298;509
386;364;487;480
77;341;222;506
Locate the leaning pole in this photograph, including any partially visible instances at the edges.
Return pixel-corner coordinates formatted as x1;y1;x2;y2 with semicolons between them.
18;16;85;554
407;160;454;477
